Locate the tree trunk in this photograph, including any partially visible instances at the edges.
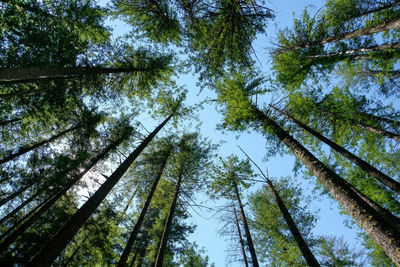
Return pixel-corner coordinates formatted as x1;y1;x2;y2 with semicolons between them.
154;166;184;267
118;148;172;266
0;118;22;127
266;179;321;267
238;146;320;266
322;18;400;44
0;133;129;252
271;105;400;195
253;106;400;265
233;205;249;267
62;229;92;267
0;125;79;165
0;66;150;84
233;181;259;267
0;186;48;225
358;70;400;78
320;108;400;142
275;18;400;53
27;114;172;267
0;181;35;208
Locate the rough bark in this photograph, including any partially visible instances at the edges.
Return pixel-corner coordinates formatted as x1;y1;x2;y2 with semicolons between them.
233;205;249;267
118;148;172;266
0;66;149;84
271;105;400;195
0;125;79;165
233;181;259;267
253;107;400;265
27;114;172;266
154;166;184;267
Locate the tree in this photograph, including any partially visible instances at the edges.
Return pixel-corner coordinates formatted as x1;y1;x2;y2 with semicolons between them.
270;104;400;195
214;71;400;264
211;155;259;267
117;137;174;266
27;113;173;266
154;133;213;267
239;147;320;267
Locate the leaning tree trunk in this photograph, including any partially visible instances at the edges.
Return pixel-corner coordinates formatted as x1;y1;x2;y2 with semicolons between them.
0;125;79;165
238;146;321;267
27;114;172;266
233;181;259;267
275;18;400;53
0;133;129;253
0;181;36;208
154;167;184;267
0;66;150;84
0;118;22;127
271;105;400;195
118;148;172;266
233;205;249;267
319;108;400;143
253;106;400;265
266;179;321;267
358;70;400;78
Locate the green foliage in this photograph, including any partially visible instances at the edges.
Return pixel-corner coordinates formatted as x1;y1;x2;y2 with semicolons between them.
249;177;317;266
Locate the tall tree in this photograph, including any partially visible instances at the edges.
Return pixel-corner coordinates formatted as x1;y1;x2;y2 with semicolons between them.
211;155;259;267
27;113;173;266
117;138;174;266
270;104;400;194
214;71;400;264
239;147;320;267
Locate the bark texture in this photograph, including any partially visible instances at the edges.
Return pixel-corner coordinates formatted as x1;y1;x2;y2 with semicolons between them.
254;107;400;265
271;105;400;195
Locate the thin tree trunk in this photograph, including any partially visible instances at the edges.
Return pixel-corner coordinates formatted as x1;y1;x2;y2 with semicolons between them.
307;42;400;60
0;118;22;127
154;166;184;267
233;181;259;267
0;133;129;252
27;114;172;266
271;105;400;195
253;106;400;265
0;186;47;225
62;229;92;267
358;70;400;78
238;146;321;266
275;18;400;53
267;180;320;267
118;148;172;266
0;181;35;208
0;66;150;84
321;108;400;142
0;125;79;165
233;205;249;267
117;184;142;225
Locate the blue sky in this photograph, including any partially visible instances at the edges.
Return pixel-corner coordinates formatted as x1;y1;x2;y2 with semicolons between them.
99;0;370;266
